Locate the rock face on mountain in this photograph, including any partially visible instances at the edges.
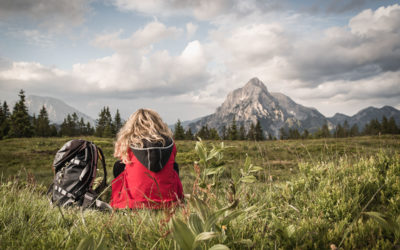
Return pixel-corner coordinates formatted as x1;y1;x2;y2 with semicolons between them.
26;95;95;125
328;106;400;129
188;78;331;137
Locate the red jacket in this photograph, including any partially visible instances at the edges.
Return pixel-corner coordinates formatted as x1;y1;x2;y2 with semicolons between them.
110;138;183;209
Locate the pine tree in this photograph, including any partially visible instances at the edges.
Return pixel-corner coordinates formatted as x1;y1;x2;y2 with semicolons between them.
228;117;238;140
9;90;34;138
239;124;246;140
0;101;11;139
343;120;349;137
220;125;227;140
174;119;185;140
209;128;220;140
254;119;264;141
302;129;309;139
185;128;194;140
387;117;399;134
96;107;113;137
247;123;256;140
35;106;51;137
196;125;210;140
279;127;287;140
113;109;123;135
349;124;359;137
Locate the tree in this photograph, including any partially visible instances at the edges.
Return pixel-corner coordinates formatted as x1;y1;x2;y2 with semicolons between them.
254;120;264;141
35;105;51;137
196;125;210;139
209;128;220;140
387;117;399;134
239;124;246;140
113;109;123;135
302;129;309;139
174;120;186;140
9;90;34;138
247;123;256;140
228;117;238;140
184;128;194;140
349;124;359;137
96;106;113;137
279;127;287;140
220;125;227;140
0;101;11;139
288;128;300;139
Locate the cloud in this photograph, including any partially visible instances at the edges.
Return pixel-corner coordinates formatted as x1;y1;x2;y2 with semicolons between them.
186;22;198;39
92;21;183;52
0;0;91;30
0;20;210;99
110;0;282;20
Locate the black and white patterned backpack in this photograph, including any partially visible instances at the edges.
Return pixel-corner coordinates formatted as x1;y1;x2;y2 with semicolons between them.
48;139;111;210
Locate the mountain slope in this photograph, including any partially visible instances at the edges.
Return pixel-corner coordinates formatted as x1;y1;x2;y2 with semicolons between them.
26;95;95;125
329;106;400;129
188;78;331;137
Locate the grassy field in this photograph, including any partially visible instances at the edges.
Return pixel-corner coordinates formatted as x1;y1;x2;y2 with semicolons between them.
0;136;399;249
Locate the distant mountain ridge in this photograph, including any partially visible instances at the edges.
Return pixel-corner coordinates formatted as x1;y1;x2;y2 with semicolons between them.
328;106;400;130
187;78;400;137
26;95;96;126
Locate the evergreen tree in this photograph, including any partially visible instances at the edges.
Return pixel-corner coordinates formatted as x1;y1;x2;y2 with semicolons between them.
174;119;185;140
334;123;345;138
35;106;51;137
254;120;264;141
113;109;123;135
387;117;399;134
314;123;331;138
9;90;34;138
288;128;300;139
209;128;220;140
86;122;94;136
302;129;309;139
196;125;210;140
279;127;287;140
220;125;227;140
349;124;359;137
343;120;350;137
228;117;238;140
239;124;246;140
247;123;256;140
96;106;113;137
0;101;11;139
184;128;194;140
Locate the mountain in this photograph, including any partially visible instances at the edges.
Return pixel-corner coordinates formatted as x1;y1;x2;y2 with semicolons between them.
26;95;96;125
328;106;400;129
188;77;332;137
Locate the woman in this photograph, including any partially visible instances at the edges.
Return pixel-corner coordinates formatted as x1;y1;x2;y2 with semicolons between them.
110;109;183;209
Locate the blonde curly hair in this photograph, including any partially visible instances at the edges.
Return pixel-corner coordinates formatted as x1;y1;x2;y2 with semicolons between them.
114;108;173;163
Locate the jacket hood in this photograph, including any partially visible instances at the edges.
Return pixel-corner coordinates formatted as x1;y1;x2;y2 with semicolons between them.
129;137;174;172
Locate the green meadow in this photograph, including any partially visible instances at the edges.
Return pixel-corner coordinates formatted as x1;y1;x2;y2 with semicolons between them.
0;136;399;249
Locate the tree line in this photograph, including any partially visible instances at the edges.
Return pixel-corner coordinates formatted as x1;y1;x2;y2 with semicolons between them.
279;117;400;140
173;117;265;141
2;89;399;140
0;90;123;139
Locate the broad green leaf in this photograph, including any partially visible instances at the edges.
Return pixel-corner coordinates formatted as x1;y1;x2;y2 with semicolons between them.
209;244;230;250
249;166;264;173
189;213;204;235
221;210;244;225
171;217;195;250
194;232;218;242
240;175;257;183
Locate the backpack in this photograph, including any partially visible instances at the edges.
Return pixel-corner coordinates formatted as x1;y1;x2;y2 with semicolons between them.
48;139;111;211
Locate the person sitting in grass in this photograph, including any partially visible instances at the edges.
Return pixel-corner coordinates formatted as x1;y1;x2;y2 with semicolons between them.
110;108;183;209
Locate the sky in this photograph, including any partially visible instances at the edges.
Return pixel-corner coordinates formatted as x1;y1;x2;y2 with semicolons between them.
0;0;399;124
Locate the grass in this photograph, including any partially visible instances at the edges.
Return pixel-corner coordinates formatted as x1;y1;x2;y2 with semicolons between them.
0;135;399;249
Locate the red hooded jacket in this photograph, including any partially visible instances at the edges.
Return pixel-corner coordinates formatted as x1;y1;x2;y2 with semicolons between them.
110;137;183;209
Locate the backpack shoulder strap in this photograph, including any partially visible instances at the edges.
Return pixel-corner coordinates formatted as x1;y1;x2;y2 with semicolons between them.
94;146;108;194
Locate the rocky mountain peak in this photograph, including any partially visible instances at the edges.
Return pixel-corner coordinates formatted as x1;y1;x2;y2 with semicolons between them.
243;77;268;92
